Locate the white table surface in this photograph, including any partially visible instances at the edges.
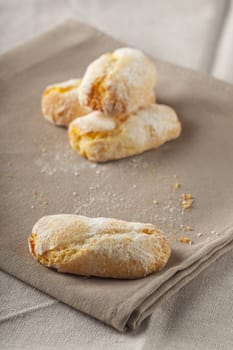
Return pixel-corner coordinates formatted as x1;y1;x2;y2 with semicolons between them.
1;1;233;349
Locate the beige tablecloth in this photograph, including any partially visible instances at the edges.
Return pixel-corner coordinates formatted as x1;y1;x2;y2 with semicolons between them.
1;1;233;349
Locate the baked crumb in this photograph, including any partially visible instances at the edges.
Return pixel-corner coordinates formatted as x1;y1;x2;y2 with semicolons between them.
196;232;202;237
179;237;192;245
172;174;181;190
181;193;193;209
184;225;193;231
173;182;180;190
39;144;47;153
31;190;48;208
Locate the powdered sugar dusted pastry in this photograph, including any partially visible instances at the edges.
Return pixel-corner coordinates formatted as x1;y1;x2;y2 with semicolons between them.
28;214;171;279
78;48;157;116
68;104;181;162
42;79;90;126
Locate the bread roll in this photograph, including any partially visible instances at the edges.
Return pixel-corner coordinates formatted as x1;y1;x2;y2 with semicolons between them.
68;104;181;162
42;79;90;126
78;48;156;117
28;215;171;279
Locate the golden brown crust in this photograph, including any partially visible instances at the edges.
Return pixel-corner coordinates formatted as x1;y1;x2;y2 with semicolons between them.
41;79;90;127
28;215;171;279
68;104;181;162
78;48;157;117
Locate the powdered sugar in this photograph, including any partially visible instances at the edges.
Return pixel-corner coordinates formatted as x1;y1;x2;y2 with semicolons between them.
125;104;181;146
71;111;116;134
78;47;157;115
46;79;80;89
32;214;167;269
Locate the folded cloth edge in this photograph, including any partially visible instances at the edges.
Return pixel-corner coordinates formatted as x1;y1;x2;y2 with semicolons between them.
125;234;233;331
109;225;233;330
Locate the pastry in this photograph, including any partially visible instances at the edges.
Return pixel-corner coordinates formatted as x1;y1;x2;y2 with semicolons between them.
42;79;90;126
28;214;171;279
68;104;181;162
78;48;157;116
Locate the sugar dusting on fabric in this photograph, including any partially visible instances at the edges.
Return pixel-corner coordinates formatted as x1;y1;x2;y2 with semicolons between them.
31;133;220;247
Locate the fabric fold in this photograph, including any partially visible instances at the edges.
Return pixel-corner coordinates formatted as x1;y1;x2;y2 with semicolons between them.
125;237;233;330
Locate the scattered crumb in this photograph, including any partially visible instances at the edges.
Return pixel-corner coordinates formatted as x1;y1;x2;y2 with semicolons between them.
31;205;34;209
40;166;56;176
181;193;193;209
197;232;203;237
31;190;48;208
38;199;48;205
28;163;199;244
39;144;47;153
184;225;193;231
179;237;192;245
173;182;180;190
90;163;97;168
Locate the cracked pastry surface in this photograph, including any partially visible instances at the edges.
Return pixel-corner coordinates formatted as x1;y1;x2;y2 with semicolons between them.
78;48;157;116
28;214;171;279
42;79;90;126
68;104;181;162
